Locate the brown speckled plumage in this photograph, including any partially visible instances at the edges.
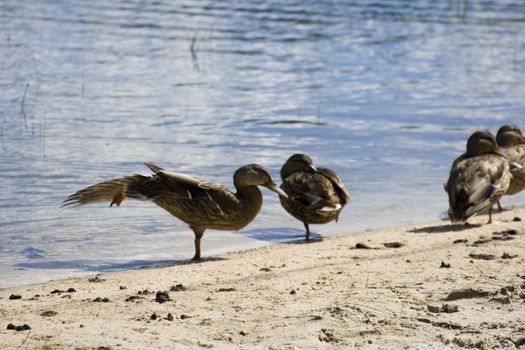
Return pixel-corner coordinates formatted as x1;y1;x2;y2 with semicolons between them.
279;154;350;239
64;163;287;260
445;131;511;224
496;124;525;196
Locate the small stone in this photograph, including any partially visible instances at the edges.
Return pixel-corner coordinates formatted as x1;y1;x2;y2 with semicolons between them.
259;267;271;272
67;288;76;293
427;304;441;313
446;288;490;301
180;314;190;320
125;295;143;302
384;242;403;248
150;313;158;320
441;304;459;313
355;243;371;249
290;289;296;295
41;310;58;317
92;297;110;303
166;313;174;321
9;294;21;300
239;330;247;336
453;239;468;244
512;217;521;222
50;289;63;294
155;291;171;303
119;286;127;290
502;252;518;259
88;276;104;283
7;323;30;331
170;284;186;292
440;261;451;268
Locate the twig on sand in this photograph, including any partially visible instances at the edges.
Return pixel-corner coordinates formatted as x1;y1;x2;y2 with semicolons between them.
364;312;382;335
17;329;31;348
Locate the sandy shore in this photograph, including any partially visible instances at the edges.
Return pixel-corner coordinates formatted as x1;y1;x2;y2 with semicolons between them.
1;208;524;350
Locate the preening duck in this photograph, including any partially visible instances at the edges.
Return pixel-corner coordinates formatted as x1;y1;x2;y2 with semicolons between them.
279;154;350;240
445;130;511;224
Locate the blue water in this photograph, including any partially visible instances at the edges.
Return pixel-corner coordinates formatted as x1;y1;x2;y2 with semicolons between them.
1;0;525;287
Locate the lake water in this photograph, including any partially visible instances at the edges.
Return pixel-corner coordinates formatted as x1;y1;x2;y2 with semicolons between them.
1;0;525;288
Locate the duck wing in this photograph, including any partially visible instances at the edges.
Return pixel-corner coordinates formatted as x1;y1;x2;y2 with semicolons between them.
144;163;241;227
317;167;350;205
447;155;510;221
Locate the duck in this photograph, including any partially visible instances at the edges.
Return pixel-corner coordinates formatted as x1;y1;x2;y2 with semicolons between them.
445;130;511;224
496;124;525;197
279;154;350;240
63;163;288;260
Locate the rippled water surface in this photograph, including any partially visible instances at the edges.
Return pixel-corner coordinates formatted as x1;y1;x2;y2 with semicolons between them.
1;1;525;287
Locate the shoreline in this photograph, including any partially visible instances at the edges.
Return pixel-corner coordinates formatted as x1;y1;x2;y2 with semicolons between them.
1;208;524;349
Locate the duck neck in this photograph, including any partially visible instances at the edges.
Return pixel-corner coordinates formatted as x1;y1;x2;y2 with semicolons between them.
235;185;263;222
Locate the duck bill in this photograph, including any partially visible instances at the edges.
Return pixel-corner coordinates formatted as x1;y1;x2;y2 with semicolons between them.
264;182;288;198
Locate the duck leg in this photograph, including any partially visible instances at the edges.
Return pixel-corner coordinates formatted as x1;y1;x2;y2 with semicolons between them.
191;227;205;261
487;207;493;224
497;200;503;212
304;222;311;241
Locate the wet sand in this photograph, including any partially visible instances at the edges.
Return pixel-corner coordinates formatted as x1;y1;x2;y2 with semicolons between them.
1;208;524;349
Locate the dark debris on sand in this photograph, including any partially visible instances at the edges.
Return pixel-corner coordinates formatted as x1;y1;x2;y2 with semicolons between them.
170;284;186;292
440;261;451;268
355;243;372;249
383;242;404;248
40;310;58;317
468;253;496;260
92;297;110;303
88;276;105;283
155;291;171;303
445;288;490;301
6;323;30;331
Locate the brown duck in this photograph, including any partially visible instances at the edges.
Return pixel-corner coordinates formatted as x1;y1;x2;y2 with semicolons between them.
63;163;287;260
496;124;525;197
279;154;350;240
445;130;511;224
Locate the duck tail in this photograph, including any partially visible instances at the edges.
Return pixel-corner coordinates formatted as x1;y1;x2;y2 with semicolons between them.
62;174;152;208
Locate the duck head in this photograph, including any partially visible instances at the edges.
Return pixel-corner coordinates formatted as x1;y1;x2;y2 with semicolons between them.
280;153;317;180
234;164;288;197
496;124;525;147
465;130;502;157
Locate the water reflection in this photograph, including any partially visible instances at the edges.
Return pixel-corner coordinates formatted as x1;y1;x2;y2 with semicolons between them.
1;0;525;287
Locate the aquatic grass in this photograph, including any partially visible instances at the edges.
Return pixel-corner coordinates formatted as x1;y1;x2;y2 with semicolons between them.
20;82;29;129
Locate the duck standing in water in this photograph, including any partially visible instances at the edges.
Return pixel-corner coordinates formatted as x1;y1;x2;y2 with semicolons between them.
445;130;511;224
279;154;350;240
64;163;287;260
496;124;525;198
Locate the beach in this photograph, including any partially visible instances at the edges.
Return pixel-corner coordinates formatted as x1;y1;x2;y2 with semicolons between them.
1;207;524;350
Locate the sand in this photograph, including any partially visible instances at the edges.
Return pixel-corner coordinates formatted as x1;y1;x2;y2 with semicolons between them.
1;208;525;350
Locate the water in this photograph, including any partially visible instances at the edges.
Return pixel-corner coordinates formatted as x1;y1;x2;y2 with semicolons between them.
1;0;525;288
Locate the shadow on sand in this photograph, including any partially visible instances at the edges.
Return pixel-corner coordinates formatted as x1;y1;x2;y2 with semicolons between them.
14;256;227;273
410;222;481;234
239;227;324;244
